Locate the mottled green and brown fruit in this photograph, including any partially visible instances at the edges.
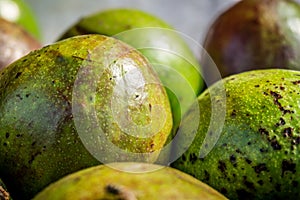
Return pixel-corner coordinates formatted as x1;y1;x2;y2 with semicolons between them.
172;69;300;199
0;179;10;200
58;8;205;132
0;34;172;199
33;162;227;200
202;0;300;83
0;17;41;70
0;0;41;40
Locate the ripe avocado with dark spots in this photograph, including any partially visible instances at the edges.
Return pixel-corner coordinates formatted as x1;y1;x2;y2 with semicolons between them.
0;34;172;199
172;69;300;199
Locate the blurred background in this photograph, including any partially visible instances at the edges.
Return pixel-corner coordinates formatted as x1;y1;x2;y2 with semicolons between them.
24;0;240;46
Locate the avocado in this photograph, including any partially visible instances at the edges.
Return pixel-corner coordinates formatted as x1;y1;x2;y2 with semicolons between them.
0;179;10;200
0;0;41;40
33;162;227;200
171;69;300;199
58;8;205;133
0;34;172;199
0;17;41;70
202;0;300;83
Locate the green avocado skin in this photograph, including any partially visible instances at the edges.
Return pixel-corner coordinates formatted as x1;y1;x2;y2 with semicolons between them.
171;69;300;199
33;163;228;200
58;8;204;133
0;35;172;199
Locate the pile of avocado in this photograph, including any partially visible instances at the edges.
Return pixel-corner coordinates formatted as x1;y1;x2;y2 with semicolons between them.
1;0;300;199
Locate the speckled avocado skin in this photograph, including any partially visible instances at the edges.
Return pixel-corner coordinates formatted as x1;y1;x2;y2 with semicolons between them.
33;162;228;200
58;8;205;133
0;34;172;199
171;69;300;199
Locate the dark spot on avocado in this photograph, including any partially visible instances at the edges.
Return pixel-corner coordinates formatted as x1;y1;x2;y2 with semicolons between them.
105;184;121;195
218;161;227;173
291;136;300;145
281;159;296;177
243;176;255;190
259;128;269;136
292;80;300;85
204;170;210;181
254;85;260;87
181;154;186;162
231;109;237;117
236;149;242;154
16;94;23;100
230;155;236;164
271;138;282;150
237;189;254;200
253;163;268;174
245;158;252;165
270;90;292;114
275;118;286;127
260;148;268;153
28;151;42;164
15;72;22;79
257;180;264;186
283;127;292;137
189;153;198;164
5;132;9;139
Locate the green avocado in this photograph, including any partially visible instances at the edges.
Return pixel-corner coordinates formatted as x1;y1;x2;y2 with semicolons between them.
171;69;300;199
0;17;41;70
202;0;300;82
58;8;205;133
33;162;228;200
0;34;172;199
0;0;41;40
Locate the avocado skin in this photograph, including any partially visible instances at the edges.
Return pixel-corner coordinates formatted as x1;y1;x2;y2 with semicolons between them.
0;17;41;70
33;162;228;200
58;8;205;133
0;34;172;199
0;178;10;200
202;0;300;82
172;69;300;199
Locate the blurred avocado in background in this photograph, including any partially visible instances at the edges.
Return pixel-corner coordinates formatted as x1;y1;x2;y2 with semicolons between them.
0;0;41;40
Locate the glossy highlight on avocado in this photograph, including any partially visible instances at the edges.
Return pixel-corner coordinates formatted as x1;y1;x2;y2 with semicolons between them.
33;162;228;200
0;34;172;199
172;69;300;199
58;8;205;133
